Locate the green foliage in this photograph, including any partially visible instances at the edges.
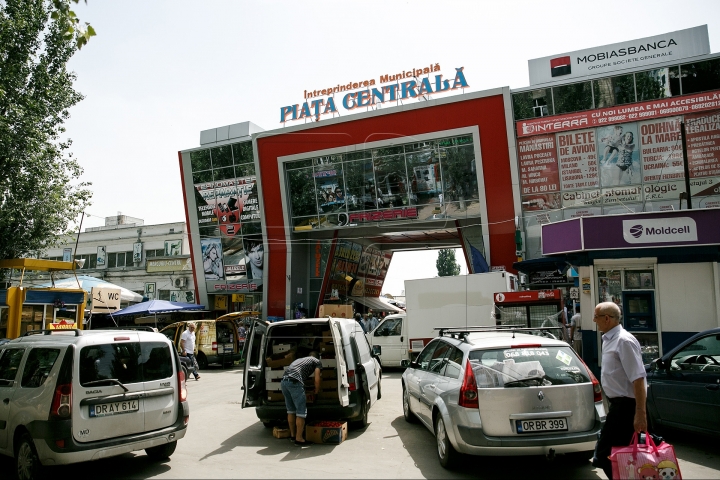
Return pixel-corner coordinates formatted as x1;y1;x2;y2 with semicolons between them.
0;0;93;261
51;0;95;50
436;249;460;277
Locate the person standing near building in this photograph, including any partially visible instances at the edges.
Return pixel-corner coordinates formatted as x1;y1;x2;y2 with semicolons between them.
361;314;372;333
592;302;647;479
570;305;582;356
280;352;322;446
180;322;200;380
355;313;367;333
368;311;379;332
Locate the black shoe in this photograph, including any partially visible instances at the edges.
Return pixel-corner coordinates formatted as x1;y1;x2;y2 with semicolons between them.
294;440;310;447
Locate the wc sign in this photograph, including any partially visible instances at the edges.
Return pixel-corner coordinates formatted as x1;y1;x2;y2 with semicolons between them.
91;286;122;313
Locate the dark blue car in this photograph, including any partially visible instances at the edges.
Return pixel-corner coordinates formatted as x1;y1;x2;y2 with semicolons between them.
646;327;720;436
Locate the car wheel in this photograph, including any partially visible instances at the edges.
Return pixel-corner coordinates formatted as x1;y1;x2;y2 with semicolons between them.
350;395;369;430
262;422;274;428
16;433;44;480
197;352;208;369
402;385;417;423
145;441;177;460
435;415;459;469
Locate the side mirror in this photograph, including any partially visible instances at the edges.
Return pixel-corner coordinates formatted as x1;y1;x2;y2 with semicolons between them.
652;358;666;370
409;360;419;369
372;345;381;356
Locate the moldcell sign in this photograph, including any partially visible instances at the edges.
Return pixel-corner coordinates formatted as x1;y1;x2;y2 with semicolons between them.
528;26;709;85
279;64;469;122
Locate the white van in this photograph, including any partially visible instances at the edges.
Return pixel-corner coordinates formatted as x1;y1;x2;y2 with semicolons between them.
242;317;381;428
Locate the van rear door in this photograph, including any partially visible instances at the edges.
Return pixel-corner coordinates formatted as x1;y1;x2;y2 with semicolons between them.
141;340;178;431
242;319;268;408
329;319;350;407
74;333;147;443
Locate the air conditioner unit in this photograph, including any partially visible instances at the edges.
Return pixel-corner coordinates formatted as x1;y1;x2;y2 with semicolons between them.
174;278;187;288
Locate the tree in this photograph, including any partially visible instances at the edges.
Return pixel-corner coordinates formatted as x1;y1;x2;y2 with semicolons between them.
436;249;460;277
0;0;94;262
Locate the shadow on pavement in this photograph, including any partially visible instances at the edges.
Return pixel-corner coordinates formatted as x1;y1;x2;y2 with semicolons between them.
390;416;604;479
655;427;720;471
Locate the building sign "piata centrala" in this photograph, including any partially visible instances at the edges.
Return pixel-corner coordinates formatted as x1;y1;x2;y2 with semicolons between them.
279;64;469;123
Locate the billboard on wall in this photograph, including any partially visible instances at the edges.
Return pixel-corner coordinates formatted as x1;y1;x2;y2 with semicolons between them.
528;26;709;85
195;176;260;237
324;240;393;302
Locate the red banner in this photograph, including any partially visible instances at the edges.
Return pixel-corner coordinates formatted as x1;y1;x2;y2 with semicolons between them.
686;110;720;178
493;290;562;303
516;90;720;138
518;135;561;195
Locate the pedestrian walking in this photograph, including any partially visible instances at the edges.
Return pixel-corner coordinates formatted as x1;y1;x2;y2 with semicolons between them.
180;322;201;380
592;301;647;479
361;314;372;333
355;313;367;333
280;352;322;446
570;305;582;356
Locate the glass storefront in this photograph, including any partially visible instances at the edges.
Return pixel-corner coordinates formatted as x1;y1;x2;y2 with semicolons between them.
285;135;481;230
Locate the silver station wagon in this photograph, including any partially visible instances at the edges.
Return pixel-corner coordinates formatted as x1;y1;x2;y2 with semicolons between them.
401;326;606;468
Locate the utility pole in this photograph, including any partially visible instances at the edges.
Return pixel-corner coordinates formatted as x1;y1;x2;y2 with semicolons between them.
681;121;692;210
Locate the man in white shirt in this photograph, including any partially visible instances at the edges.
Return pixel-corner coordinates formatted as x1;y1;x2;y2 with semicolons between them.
569;306;582;356
592;302;646;478
180;322;200;380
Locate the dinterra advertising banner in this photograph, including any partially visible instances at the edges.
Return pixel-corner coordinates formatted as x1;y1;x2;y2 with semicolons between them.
686;110;720;178
557;129;599;190
639;117;684;182
518;135;560;195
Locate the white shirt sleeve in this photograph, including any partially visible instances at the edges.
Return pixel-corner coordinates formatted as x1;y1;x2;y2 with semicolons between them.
618;335;646;383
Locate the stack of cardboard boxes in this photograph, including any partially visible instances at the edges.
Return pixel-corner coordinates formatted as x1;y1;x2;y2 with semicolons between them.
265;342;297;402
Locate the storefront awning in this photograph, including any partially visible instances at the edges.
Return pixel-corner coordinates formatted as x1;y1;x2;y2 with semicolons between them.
512;257;569;274
349;296;403;313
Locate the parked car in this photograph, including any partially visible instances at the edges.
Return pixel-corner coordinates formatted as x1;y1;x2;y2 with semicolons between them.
242;317;381;429
401;326;605;468
160;319;240;368
646;327;720;436
0;328;189;480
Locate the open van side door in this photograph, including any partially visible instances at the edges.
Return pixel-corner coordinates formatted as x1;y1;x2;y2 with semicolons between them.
242;319;268;408
329;319;350;407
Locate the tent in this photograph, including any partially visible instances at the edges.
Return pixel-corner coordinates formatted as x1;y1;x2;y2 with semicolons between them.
38;275;143;303
111;299;205;317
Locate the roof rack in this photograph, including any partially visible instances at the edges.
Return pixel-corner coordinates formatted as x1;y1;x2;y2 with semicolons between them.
93;326;156;332
435;325;563;340
22;329;83;337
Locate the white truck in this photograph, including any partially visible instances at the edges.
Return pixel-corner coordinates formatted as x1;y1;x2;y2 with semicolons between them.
369;271;517;367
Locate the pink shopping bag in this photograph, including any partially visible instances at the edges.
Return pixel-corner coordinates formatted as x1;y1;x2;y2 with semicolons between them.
610;432;682;480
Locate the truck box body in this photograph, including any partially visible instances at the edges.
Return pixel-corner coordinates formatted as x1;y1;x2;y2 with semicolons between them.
370;272;517;367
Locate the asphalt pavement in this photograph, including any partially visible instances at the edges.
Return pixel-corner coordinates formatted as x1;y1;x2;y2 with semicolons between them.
1;365;718;479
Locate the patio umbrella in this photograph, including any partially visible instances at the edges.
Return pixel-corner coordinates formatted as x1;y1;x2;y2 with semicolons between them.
38;275;143;303
111;299;205;317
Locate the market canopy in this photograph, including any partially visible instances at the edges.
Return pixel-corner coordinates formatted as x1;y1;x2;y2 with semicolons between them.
349;296;403;313
38;275;143;303
111;299;205;317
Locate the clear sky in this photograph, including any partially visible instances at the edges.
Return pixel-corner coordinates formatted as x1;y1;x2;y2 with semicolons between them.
62;0;720;292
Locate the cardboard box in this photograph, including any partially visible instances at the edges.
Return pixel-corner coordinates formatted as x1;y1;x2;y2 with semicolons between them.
273;427;291;439
317;390;339;401
267;391;285;402
321;379;337;390
321;330;334;343
265;368;286;380
321;358;337;368
317;341;334;354
272;343;294;354
322;368;337;379
266;381;281;391
305;421;347;444
306;393;315;404
266;350;296;369
318;305;353;319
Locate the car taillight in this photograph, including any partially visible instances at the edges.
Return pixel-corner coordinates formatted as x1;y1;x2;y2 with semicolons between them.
579;358;603;403
178;369;187;402
458;361;478;409
50;384;72;418
212;342;217;351
347;370;356;391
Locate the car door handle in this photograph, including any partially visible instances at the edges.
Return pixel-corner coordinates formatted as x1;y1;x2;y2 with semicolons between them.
706;384;719;391
2;398;8;405
400;336;403;342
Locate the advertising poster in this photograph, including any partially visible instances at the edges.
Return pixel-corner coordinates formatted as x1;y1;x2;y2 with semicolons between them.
521;193;562;211
97;246;106;266
561;189;601;208
638;117;684;183
201;237;224;280
221;236;246;281
243;235;264;283
686;110;720;178
63;248;72;262
556;129;599;190
601;185;642;205
643;180;687;203
132;242;142;263
690;176;720;208
517;135;561;195
194;176;260;237
563;206;602;219
596;123;641;187
164;239;182;256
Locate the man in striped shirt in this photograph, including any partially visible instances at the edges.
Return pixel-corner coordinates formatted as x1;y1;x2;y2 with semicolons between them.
280;352;322;446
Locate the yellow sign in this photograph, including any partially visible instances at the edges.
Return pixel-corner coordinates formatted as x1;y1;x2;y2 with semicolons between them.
48;320;77;330
582;277;591;293
214;295;228;310
232;294;245;303
146;257;192;273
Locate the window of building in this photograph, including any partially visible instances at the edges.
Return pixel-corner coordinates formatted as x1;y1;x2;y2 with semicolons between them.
232;141;254;165
593;74;635;108
553;81;593;114
107;251;133;268
211;145;233;169
190;149;211;171
512;89;552;120
74;254;97;269
635;67;677;101
158;289;171;301
145;249;165;258
680;58;720;95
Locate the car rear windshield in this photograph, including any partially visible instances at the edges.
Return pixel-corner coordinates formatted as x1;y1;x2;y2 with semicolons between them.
80;342;173;386
468;345;589;388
